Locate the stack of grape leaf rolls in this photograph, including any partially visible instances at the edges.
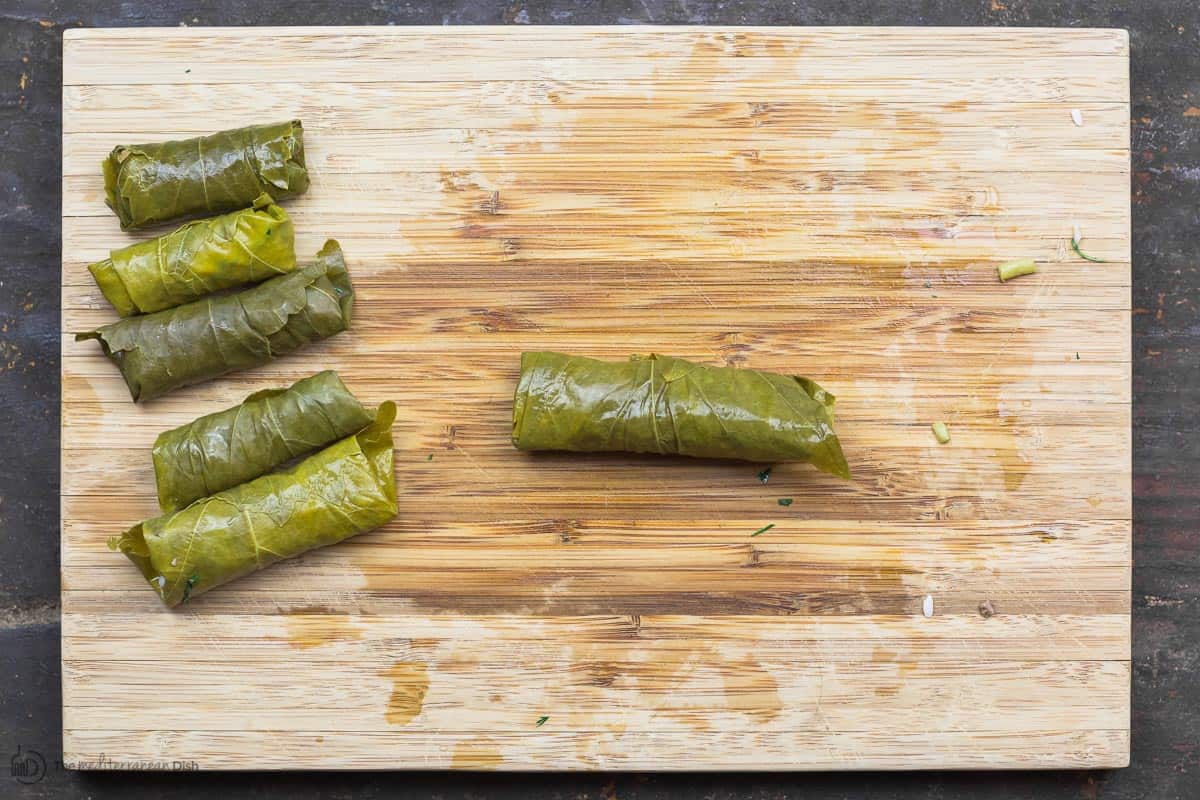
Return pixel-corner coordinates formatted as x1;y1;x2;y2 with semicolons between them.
77;121;356;402
78;239;353;402
81;122;396;607
110;373;398;607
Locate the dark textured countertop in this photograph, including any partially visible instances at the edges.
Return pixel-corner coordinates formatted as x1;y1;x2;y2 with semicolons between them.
2;2;1196;798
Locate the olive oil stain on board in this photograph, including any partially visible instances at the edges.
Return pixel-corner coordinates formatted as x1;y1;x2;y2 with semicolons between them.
285;610;365;650
614;645;784;732
382;661;430;726
993;277;1062;494
720;655;784;722
439;40;945;270
451;738;504;768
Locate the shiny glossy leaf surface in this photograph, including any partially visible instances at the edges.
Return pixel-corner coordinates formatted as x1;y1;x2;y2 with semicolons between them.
102;120;309;229
89;194;297;316
112;401;397;608
77;239;352;402
152;370;374;512
512;351;850;478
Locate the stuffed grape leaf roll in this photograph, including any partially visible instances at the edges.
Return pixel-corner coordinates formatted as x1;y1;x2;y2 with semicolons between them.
153;370;375;513
89;194;296;317
103;120;309;230
76;239;353;402
110;401;398;608
512;351;850;478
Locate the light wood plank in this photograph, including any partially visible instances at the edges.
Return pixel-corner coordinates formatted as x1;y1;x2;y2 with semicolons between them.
60;728;1130;770
61;612;1132;662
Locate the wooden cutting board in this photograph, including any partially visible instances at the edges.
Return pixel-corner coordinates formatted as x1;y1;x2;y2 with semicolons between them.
60;26;1131;770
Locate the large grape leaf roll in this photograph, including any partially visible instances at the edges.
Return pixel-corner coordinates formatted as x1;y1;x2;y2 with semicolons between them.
152;370;375;513
89;194;296;317
110;402;398;608
512;351;850;477
76;240;353;402
102;120;309;229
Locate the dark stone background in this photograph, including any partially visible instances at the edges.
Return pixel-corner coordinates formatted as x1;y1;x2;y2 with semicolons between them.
1;1;1195;797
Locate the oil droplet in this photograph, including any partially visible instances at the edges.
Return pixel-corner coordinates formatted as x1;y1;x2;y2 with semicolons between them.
381;662;429;726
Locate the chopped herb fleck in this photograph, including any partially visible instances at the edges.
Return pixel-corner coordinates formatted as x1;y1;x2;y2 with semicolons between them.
777;498;793;507
1075;352;1081;360
181;574;198;604
1071;235;1108;263
931;422;951;444
757;466;772;484
750;523;775;537
923;281;932;289
997;258;1037;282
535;715;549;727
184;68;191;73
426;453;434;461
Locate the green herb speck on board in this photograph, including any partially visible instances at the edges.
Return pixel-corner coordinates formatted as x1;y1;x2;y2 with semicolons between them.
181;574;198;604
427;453;434;461
757;466;772;484
778;498;793;507
535;715;549;727
751;523;775;537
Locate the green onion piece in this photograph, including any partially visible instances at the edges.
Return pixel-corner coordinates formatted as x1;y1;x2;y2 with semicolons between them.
1070;237;1108;263
997;258;1037;282
757;467;772;484
535;715;549;727
778;498;793;507
931;422;951;444
750;523;775;537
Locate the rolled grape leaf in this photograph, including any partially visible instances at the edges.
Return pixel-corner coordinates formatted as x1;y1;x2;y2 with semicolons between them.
153;370;375;513
512;351;850;477
89;194;296;317
110;402;397;608
103;120;309;230
77;240;353;402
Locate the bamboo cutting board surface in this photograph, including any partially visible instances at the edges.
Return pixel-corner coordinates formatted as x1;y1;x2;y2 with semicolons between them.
60;26;1131;770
